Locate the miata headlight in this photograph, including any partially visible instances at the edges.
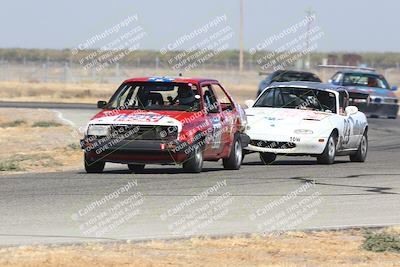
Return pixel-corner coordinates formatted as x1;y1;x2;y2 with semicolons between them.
87;125;111;136
294;129;313;134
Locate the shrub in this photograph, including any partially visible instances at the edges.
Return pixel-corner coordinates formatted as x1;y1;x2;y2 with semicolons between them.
32;121;62;127
0;161;21;171
67;143;80;150
362;230;400;253
0;119;26;127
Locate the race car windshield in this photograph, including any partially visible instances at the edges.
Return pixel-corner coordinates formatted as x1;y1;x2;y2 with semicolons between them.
107;82;201;111
254;87;337;113
342;73;390;89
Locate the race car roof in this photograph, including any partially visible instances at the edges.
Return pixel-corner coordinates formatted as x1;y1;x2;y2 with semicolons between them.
268;81;347;92
123;76;218;84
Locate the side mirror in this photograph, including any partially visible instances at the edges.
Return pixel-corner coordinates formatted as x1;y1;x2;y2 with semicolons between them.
330;79;339;85
97;100;107;109
391;85;398;91
345;106;358;115
244;99;255;108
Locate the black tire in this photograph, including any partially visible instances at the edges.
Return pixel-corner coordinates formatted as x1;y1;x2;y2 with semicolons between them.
388;116;397;119
260;152;276;165
350;132;368;162
84;155;105;173
317;133;337;164
128;164;145;173
223;135;242;170
183;143;203;173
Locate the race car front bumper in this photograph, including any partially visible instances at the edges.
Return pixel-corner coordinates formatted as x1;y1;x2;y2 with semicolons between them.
244;133;327;155
359;103;398;118
81;138;193;164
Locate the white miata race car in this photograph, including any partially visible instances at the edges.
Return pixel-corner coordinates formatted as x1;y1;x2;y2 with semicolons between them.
244;82;368;164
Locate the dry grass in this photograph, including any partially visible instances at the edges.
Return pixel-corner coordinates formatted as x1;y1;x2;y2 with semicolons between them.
0;81;115;104
0;67;399;107
0;229;400;267
0;108;82;174
0;80;258;104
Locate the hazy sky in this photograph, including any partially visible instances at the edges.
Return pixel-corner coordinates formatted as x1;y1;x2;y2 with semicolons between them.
1;0;399;52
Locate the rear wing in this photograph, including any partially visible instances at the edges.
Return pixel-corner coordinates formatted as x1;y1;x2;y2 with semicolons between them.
318;64;375;72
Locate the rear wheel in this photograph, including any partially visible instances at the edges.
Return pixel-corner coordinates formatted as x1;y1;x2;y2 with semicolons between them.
84;155;105;173
388;116;397;119
350;132;368;162
223;136;242;170
260;152;276;165
317;133;336;164
183;143;203;173
128;164;145;173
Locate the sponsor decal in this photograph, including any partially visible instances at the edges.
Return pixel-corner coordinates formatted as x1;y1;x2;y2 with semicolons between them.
148;76;175;82
290;136;301;142
114;113;164;123
211;117;222;149
264;116;283;122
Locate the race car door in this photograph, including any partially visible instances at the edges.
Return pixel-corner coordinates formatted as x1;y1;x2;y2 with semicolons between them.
338;90;359;149
201;84;224;156
211;83;236;150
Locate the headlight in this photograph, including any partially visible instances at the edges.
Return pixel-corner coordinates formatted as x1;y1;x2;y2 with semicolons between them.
294;129;313;134
87;125;111;136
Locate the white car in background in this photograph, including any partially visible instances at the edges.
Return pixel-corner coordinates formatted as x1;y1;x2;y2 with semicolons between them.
244;82;368;164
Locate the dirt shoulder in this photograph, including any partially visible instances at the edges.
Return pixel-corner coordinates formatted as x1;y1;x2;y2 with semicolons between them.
0;108;82;174
1;229;400;267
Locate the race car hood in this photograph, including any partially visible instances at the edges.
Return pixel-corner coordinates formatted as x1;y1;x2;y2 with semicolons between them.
346;86;397;98
245;107;333;135
87;109;196;131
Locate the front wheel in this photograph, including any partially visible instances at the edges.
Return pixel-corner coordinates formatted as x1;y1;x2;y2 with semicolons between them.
223;136;242;170
128;164;145;173
350;132;368;162
317;134;336;164
84;155;105;173
183;143;203;173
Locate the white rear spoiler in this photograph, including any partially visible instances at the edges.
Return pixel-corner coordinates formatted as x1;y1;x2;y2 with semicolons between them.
317;64;375;72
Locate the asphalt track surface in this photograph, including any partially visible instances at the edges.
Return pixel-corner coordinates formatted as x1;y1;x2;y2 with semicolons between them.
0;105;399;246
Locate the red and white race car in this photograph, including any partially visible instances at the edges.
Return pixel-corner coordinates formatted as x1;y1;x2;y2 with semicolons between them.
81;77;249;173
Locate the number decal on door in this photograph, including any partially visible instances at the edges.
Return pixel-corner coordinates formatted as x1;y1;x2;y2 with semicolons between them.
211;117;222;149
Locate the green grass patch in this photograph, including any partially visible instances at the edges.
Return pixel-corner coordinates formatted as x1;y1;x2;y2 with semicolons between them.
32;121;62;127
0;119;27;128
362;230;400;253
0;161;21;171
13;154;61;166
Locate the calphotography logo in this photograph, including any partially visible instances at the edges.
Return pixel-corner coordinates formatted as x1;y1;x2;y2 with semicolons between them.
250;13;324;71
70;179;144;237
161;14;235;71
249;180;324;235
73;14;147;72
2;0;400;266
160;180;235;236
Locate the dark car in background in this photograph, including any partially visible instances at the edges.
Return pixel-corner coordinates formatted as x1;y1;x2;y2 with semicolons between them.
328;69;399;119
257;70;321;96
